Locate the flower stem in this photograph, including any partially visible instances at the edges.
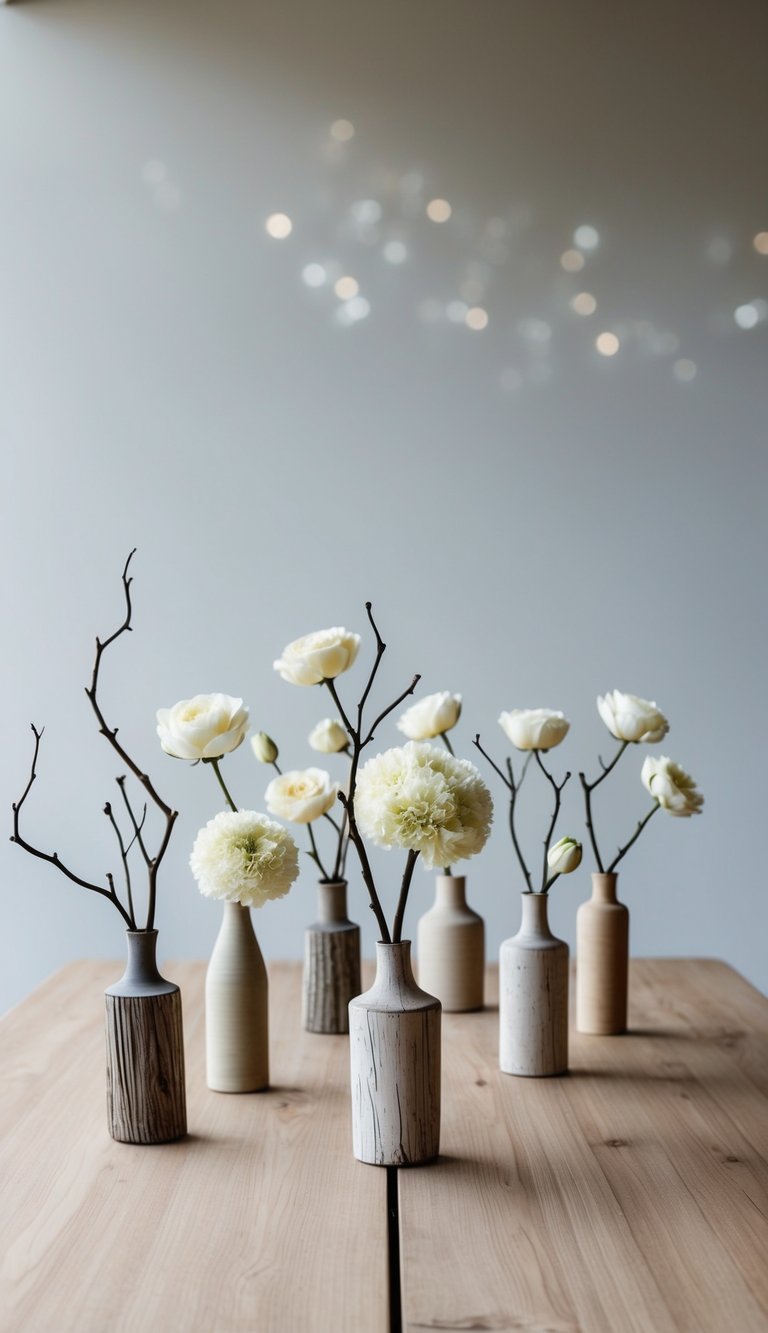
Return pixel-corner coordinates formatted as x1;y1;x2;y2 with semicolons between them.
307;820;331;881
534;749;570;893
440;732;455;756
392;849;419;944
579;740;630;872
209;758;239;813
607;802;660;873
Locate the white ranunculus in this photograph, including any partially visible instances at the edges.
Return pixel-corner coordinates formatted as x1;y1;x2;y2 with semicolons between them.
354;741;493;870
265;768;339;824
546;836;583;876
498;708;570;751
641;756;704;817
157;693;250;761
308;718;349;753
251;732;279;764
597;690;669;744
190;810;299;907
396;691;462;741
274;628;361;686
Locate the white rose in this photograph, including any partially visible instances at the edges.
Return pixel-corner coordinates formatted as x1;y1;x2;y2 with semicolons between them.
308;719;349;753
396;691;462;741
498;708;570;751
597;690;669;744
546;836;583;876
157;693;250;760
251;732;279;764
641;755;704;817
274;628;361;686
265;768;339;824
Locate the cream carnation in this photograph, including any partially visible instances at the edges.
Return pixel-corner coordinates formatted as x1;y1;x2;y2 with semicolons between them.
354;741;493;870
597;690;669;744
157;693;250;761
265;768;338;824
274;628;361;686
641;755;704;817
190;810;299;907
396;691;462;741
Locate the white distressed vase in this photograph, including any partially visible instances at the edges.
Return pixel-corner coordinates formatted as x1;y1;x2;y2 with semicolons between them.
576;872;629;1035
417;874;484;1012
499;892;569;1076
206;900;269;1092
302;879;361;1034
349;941;441;1167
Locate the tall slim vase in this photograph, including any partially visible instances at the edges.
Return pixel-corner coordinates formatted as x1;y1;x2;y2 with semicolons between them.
576;872;629;1035
349;941;441;1167
206;901;269;1092
417;874;484;1012
303;880;361;1034
499;893;568;1076
105;930;187;1144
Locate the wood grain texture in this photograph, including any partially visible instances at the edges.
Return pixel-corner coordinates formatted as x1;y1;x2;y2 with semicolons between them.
0;961;387;1333
105;990;186;1143
303;923;361;1033
399;960;768;1333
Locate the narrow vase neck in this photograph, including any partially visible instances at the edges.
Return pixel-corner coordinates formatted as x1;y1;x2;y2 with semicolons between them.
591;872;619;904
374;940;416;990
221;899;255;934
434;875;467;910
519;892;554;939
107;929;177;996
317;880;349;924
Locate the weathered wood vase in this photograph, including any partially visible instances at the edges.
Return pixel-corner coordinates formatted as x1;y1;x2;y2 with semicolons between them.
349;941;441;1167
499;892;569;1077
206;901;269;1092
576;871;629;1034
302;880;361;1034
105;929;187;1144
417;874;484;1012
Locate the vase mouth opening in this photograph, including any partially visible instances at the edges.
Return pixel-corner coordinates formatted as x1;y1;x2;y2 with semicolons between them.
125;928;158;937
318;877;347;888
376;939;411;948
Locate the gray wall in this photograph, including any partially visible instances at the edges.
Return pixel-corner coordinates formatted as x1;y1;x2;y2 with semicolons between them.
2;0;766;1011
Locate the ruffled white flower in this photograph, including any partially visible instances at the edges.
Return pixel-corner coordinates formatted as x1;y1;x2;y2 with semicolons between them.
546;836;583;876
396;691;462;741
157;694;250;760
354;741;493;869
641;756;704;817
597;690;669;744
265;768;339;824
190;810;299;907
274;628;361;686
498;708;570;751
251;732;278;764
308;718;349;753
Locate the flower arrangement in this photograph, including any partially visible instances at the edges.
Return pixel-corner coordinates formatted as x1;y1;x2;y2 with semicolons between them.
579;690;704;873
475;707;582;893
12;551;178;932
274;607;493;942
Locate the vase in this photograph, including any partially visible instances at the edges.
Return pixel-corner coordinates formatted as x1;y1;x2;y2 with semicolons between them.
499;892;568;1077
417;874;484;1012
576;872;629;1035
206;900;269;1092
105;930;187;1144
302;879;361;1034
349;941;441;1167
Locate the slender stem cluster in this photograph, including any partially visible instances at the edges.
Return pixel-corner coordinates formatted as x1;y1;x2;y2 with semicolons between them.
474;738;569;893
326;604;420;943
579;740;660;873
11;551;178;931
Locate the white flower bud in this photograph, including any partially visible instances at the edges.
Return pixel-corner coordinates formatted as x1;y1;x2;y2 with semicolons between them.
308;719;349;753
546;836;583;876
251;732;279;764
396;691;462;741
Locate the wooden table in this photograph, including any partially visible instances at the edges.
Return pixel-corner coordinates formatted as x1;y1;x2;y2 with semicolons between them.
2;960;767;1332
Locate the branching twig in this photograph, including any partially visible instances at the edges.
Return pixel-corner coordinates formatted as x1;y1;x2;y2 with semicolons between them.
474;735;533;892
579;740;629;872
392;849;420;944
607;802;660;873
103;801;137;929
533;749;571;893
116;776;151;867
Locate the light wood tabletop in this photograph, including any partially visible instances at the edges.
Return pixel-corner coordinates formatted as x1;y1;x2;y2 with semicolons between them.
2;959;767;1333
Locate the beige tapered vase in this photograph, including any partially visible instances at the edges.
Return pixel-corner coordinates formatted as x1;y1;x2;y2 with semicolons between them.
576;872;629;1035
499;892;569;1077
206;901;269;1092
349;941;441;1167
302;879;361;1034
417;875;484;1012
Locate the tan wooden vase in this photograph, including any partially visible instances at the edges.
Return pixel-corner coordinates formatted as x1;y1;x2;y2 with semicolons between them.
105;930;187;1144
417;874;484;1012
576;872;629;1035
302;880;361;1034
349;941;441;1167
206;901;269;1092
499;892;569;1076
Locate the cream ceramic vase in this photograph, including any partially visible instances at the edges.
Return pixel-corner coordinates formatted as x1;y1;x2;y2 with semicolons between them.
417;874;484;1012
302;879;361;1034
499;892;569;1077
206;901;269;1092
105;930;187;1144
576;872;629;1035
349;941;441;1167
